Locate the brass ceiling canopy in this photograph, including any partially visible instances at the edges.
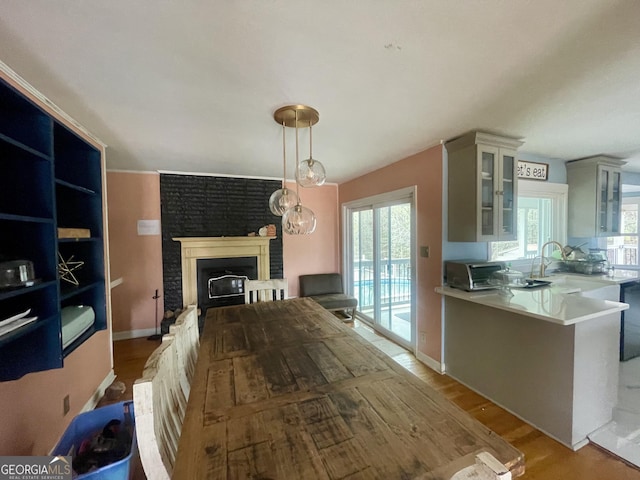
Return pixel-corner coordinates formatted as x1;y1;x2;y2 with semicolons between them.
273;105;319;128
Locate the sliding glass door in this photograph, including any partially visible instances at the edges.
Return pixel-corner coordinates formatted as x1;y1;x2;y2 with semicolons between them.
345;188;416;350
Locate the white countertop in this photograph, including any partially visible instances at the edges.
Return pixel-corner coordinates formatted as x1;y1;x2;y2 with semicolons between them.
577;268;640;284
436;276;629;326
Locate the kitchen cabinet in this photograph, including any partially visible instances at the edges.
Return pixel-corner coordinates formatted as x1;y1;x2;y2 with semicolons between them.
0;62;109;381
446;131;523;242
566;155;625;237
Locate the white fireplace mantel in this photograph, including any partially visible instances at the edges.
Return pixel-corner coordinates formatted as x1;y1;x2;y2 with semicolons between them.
173;236;273;307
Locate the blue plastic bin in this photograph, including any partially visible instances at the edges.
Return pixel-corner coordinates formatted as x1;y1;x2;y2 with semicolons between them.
53;401;138;480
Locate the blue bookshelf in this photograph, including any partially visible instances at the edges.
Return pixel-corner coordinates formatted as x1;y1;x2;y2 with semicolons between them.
0;77;107;381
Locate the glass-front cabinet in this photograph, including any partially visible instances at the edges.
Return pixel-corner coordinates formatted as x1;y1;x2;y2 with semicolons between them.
598;165;621;235
447;131;523;242
567;156;625;238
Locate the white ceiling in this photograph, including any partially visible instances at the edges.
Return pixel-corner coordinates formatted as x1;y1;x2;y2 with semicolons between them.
1;0;640;183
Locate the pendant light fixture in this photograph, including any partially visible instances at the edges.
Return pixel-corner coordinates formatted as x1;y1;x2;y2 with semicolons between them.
296;122;326;187
272;105;318;235
268;121;298;216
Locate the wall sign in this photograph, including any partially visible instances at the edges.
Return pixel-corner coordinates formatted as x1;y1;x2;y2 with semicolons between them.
517;160;548;180
137;219;161;236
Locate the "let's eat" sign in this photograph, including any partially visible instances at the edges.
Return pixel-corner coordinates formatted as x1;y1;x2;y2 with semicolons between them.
517;160;548;180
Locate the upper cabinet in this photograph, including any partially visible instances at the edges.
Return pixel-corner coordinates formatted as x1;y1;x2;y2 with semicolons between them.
0;63;109;381
567;155;625;238
446;131;524;242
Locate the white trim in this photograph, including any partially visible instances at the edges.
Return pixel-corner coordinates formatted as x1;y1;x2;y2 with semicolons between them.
157;169;338;185
106;169;159;175
49;369;117;454
518;180;569;247
0;60;106;148
173;236;272;307
342;186;417;283
80;369;117;413
113;328;160;341
416;350;445;374
159;169;280;181
342;186;415;210
524;180;568;248
107;168;341;186
342;186;417;349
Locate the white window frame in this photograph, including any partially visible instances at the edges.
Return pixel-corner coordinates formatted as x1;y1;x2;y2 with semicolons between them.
601;196;640;268
342;186;417;351
488;180;568;273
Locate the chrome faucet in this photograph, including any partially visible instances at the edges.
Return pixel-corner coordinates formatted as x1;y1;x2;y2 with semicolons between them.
535;241;567;278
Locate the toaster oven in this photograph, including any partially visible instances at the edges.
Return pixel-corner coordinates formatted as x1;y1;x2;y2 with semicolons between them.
445;260;505;291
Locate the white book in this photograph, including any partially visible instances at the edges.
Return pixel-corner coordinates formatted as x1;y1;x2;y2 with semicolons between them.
0;315;38;337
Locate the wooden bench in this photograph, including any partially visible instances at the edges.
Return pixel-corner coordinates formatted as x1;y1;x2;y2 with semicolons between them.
299;273;357;320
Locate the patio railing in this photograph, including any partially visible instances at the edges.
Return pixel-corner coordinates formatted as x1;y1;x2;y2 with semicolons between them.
353;258;411;311
607;246;638;266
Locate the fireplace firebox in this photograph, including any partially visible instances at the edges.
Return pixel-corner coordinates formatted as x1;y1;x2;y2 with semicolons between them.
197;257;258;310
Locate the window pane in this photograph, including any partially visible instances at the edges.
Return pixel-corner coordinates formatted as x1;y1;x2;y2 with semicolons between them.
353;209;374;310
491;196;553;261
605;201;638;266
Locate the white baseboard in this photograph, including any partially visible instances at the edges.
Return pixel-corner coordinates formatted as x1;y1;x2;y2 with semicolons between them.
113;328;159;341
80;369;116;413
416;350;445;374
50;370;117;455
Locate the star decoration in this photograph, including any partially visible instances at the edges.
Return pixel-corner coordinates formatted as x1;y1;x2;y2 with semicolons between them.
58;252;84;286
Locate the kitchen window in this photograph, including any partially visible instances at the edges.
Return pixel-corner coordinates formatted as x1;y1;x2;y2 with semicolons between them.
489;180;568;272
604;195;640;267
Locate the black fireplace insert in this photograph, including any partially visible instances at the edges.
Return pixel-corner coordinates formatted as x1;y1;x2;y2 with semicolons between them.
196;257;258;311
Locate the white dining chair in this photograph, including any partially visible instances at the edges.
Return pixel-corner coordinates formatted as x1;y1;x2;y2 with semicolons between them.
244;278;288;304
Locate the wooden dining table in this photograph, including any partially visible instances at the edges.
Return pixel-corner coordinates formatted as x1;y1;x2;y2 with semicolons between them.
172;297;524;479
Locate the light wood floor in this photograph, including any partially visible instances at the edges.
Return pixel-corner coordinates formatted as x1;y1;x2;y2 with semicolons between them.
107;323;640;479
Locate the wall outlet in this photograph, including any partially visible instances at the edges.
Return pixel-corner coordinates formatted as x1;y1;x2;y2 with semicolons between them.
63;395;70;416
420;246;429;258
420;332;426;343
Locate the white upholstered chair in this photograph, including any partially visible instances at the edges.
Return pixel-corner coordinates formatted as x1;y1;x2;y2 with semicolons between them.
133;336;186;480
244;278;288;304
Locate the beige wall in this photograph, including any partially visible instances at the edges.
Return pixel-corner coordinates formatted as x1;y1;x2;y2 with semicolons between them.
339;145;444;362
107;172;164;335
0;332;112;455
107;173;340;333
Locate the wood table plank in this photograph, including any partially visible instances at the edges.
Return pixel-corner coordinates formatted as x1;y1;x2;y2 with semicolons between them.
173;297;525;479
280;344;329;390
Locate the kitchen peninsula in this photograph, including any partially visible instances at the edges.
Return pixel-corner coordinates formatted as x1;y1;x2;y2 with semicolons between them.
437;276;628;450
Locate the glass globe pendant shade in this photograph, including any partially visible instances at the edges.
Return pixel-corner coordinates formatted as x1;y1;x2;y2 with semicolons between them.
269;187;298;216
296;158;326;187
282;204;317;235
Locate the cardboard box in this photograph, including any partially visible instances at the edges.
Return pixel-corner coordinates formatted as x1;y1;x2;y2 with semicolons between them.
58;228;91;239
